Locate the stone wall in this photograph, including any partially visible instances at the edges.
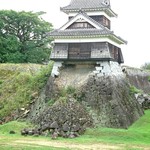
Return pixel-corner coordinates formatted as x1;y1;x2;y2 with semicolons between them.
26;61;145;130
78;74;144;128
123;66;150;93
27;77;58;122
94;61;123;76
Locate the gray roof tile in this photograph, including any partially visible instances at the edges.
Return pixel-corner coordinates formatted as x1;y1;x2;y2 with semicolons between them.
49;28;112;37
48;11;127;44
61;0;110;11
48;29;127;44
49;11;112;37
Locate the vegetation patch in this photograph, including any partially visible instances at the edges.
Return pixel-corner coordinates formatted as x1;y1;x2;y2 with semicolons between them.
141;62;150;70
0;63;53;121
0;10;53;64
0;110;150;149
47;99;55;106
0;121;33;135
148;76;150;82
130;86;142;94
59;86;76;97
0;80;3;85
81;110;150;145
66;86;76;95
0;145;70;150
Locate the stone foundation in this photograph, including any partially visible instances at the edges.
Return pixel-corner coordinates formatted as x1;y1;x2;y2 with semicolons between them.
27;61;144;129
78;74;143;128
94;61;124;76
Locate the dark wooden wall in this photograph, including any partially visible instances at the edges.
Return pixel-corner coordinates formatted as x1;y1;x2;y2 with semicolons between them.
68;43;91;59
90;15;110;29
108;43;124;63
51;42;124;63
67;22;94;29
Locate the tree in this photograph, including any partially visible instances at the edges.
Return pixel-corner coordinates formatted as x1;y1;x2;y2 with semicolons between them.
0;10;53;63
141;62;150;70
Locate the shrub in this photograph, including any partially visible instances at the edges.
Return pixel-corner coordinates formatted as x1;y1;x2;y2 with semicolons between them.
148;76;150;82
130;86;142;94
47;99;55;106
66;86;76;95
0;80;3;85
30;62;53;90
141;62;150;70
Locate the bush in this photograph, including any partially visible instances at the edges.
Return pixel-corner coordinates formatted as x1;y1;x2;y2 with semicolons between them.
47;99;55;106
141;62;150;70
66;86;76;95
0;80;3;85
30;62;53;90
130;86;142;94
59;86;76;98
148;76;150;82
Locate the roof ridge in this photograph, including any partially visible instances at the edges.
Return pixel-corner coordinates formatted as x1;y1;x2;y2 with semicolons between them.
61;0;110;10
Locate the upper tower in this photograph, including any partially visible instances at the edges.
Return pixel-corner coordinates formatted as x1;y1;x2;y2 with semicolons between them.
61;0;117;29
49;0;126;72
61;0;116;16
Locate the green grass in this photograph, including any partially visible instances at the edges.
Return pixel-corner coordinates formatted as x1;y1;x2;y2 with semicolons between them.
0;121;70;150
0;110;150;149
54;110;150;146
1;110;150;145
0;145;70;150
77;110;150;145
0;121;33;134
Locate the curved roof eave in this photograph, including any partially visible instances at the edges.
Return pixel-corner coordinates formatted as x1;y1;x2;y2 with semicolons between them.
50;34;127;45
60;7;117;17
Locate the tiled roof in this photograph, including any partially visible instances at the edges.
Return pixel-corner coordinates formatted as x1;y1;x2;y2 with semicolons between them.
49;28;112;37
48;11;127;44
61;0;110;11
48;29;127;44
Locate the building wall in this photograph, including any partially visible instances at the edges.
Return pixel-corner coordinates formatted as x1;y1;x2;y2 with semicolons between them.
51;42;123;63
51;43;68;59
91;42;110;59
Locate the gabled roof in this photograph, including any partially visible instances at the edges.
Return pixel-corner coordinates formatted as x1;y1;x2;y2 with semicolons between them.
48;11;127;45
61;0;117;17
59;11;106;30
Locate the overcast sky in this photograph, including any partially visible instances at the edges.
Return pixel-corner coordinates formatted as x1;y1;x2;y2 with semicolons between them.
0;0;150;68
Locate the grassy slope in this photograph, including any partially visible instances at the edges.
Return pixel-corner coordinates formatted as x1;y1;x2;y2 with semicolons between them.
0;110;150;150
0;63;53;119
60;110;150;146
0;121;70;150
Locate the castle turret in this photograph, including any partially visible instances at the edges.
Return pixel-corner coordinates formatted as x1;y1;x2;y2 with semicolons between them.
49;0;127;76
61;0;117;29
